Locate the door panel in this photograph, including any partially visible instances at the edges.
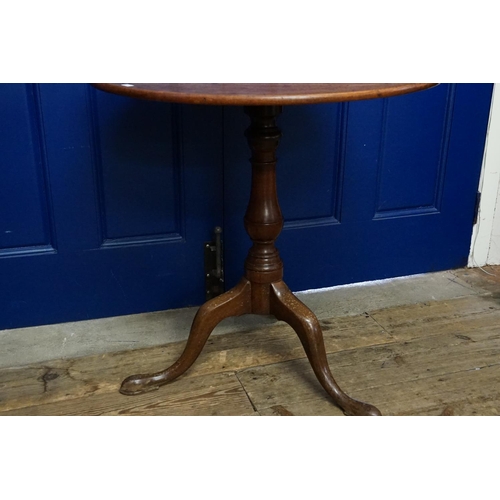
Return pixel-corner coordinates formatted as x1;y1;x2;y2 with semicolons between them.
93;91;181;240
0;84;223;330
373;86;451;215
278;103;344;224
0;85;54;253
223;84;493;291
1;83;493;330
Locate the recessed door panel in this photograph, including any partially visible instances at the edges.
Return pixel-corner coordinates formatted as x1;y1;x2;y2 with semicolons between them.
0;84;223;329
223;84;493;291
0;84;54;254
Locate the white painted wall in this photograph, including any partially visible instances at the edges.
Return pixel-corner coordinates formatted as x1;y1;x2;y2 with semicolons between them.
468;84;500;267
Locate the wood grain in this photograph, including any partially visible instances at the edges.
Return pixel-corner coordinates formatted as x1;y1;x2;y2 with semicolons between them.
1;372;257;416
0;313;388;414
452;266;500;295
91;83;438;106
243;326;500;416
1;282;500;416
370;295;500;341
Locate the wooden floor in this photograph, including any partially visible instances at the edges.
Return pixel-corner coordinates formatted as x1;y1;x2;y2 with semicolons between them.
1;267;500;416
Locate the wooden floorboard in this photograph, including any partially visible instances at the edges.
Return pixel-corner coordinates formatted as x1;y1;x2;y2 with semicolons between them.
0;313;389;414
0;371;257;416
1;267;500;416
245;330;500;416
452;266;500;296
370;294;500;342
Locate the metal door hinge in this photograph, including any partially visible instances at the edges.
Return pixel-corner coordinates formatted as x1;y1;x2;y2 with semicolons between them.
473;191;481;225
204;226;224;300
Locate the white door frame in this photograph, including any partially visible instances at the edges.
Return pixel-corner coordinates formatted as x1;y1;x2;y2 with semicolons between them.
468;84;500;267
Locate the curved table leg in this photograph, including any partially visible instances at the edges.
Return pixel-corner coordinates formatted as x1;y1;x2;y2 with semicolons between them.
270;281;381;416
120;278;252;395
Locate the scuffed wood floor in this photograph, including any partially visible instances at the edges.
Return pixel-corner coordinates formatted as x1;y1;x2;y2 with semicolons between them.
1;267;499;416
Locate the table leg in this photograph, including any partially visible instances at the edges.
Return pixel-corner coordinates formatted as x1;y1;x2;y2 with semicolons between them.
120;278;252;395
119;105;381;416
270;280;381;416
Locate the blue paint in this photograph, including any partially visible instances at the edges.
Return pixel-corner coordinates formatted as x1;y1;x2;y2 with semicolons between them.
223;84;494;291
0;85;52;252
0;84;224;329
0;84;494;329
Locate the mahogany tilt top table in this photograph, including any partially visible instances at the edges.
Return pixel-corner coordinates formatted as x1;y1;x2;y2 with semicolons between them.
92;83;437;416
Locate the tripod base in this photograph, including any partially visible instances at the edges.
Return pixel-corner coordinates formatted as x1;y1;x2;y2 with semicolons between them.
120;278;381;416
120;105;381;416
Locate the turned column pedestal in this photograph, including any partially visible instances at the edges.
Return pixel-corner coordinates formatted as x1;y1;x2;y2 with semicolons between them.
119;105;381;416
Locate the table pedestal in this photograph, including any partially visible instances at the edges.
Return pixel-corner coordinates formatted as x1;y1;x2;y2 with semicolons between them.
120;105;381;416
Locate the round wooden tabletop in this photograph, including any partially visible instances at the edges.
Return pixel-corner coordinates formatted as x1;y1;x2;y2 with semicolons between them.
91;83;438;106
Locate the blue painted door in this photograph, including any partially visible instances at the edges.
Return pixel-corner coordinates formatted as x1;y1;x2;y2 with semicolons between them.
223;84;493;290
0;84;223;329
1;84;493;331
